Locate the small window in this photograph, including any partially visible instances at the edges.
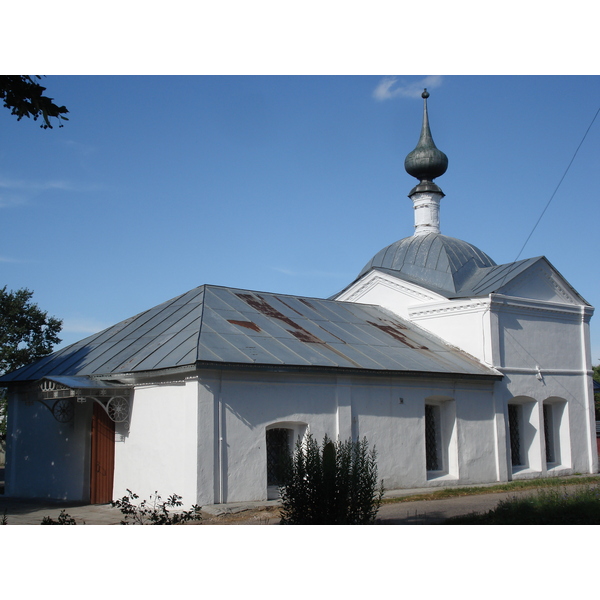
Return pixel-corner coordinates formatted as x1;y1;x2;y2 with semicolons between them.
425;404;443;472
266;428;291;486
508;404;523;467
543;399;568;468
543;404;555;464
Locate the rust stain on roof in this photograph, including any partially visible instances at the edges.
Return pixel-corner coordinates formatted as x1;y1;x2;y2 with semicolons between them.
228;320;261;332
298;298;317;310
275;297;305;317
235;292;362;367
236;293;322;344
367;320;429;350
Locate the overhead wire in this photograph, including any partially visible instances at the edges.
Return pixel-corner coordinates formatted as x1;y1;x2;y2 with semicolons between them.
494;103;600;292
513;104;600;264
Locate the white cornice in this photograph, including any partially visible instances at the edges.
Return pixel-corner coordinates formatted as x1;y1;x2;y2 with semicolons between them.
490;294;592;319
408;293;593;322
409;298;490;319
496;366;593;376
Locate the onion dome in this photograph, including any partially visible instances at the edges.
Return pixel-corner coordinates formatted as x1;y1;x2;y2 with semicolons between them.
404;89;448;196
354;89;497;297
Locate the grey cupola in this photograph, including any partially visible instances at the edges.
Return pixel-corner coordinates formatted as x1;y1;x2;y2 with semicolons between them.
355;88;497;296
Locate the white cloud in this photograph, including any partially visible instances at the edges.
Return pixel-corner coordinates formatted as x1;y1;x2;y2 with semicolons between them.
62;139;95;153
0;193;28;208
0;255;26;263
0;176;103;207
0;177;94;192
373;75;443;101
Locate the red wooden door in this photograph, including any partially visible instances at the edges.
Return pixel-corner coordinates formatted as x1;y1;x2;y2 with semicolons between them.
90;402;115;504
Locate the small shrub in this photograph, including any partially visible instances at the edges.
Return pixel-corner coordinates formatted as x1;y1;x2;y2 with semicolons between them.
111;489;202;525
1;509;7;525
279;433;384;525
40;509;77;525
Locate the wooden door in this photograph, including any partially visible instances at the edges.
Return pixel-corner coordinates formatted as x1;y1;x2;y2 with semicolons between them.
90;402;115;504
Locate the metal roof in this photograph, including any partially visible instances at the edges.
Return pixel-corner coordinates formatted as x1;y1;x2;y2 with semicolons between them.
42;375;131;390
357;233;497;296
351;235;590;306
0;285;500;383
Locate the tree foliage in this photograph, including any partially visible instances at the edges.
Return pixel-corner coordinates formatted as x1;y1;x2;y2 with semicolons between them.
0;286;63;439
593;364;600;421
0;76;68;129
279;433;384;525
0;286;62;375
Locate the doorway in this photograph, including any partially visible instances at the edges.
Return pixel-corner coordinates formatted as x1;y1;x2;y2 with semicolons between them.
90;402;115;504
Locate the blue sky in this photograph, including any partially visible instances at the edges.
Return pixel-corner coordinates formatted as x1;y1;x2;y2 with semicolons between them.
2;75;600;363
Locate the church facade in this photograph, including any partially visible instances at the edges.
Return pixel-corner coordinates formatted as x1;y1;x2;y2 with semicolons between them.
1;91;596;506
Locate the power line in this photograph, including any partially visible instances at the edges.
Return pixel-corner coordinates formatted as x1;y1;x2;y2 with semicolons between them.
513;105;600;263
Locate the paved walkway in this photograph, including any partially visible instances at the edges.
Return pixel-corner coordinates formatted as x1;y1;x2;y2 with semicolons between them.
2;474;599;525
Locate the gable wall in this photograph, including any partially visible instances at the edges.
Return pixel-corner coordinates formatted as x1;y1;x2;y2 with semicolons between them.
336;271;445;319
492;296;587;371
500;262;582;306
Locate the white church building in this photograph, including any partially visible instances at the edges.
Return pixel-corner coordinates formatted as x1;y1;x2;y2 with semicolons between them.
1;90;597;506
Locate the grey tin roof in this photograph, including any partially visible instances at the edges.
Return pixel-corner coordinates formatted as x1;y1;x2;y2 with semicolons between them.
0;285;500;383
351;234;589;305
357;233;497;296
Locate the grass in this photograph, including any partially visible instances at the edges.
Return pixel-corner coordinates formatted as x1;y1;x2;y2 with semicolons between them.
381;474;600;524
381;474;600;505
445;484;600;524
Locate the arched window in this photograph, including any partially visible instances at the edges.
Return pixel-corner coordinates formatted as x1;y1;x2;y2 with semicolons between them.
542;398;569;470
266;428;291;486
424;397;457;479
265;422;307;499
507;397;540;473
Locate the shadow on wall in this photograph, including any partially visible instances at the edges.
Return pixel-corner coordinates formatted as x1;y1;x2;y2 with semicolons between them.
3;343;102;501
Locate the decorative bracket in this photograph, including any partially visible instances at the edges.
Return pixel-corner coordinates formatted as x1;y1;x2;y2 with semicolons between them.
33;378;132;424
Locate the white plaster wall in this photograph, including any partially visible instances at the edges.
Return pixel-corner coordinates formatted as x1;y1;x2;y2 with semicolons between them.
5;392;92;501
491;299;596;476
409;296;597;479
352;378;498;489
204;369;499;503
500;372;595;476
410;301;491;363
496;304;583;371
196;373;219;506
215;371;339;503
454;387;500;483
113;378;198;508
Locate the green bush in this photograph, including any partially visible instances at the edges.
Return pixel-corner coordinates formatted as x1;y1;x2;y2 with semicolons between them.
40;509;78;525
111;490;202;525
279;433;384;525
